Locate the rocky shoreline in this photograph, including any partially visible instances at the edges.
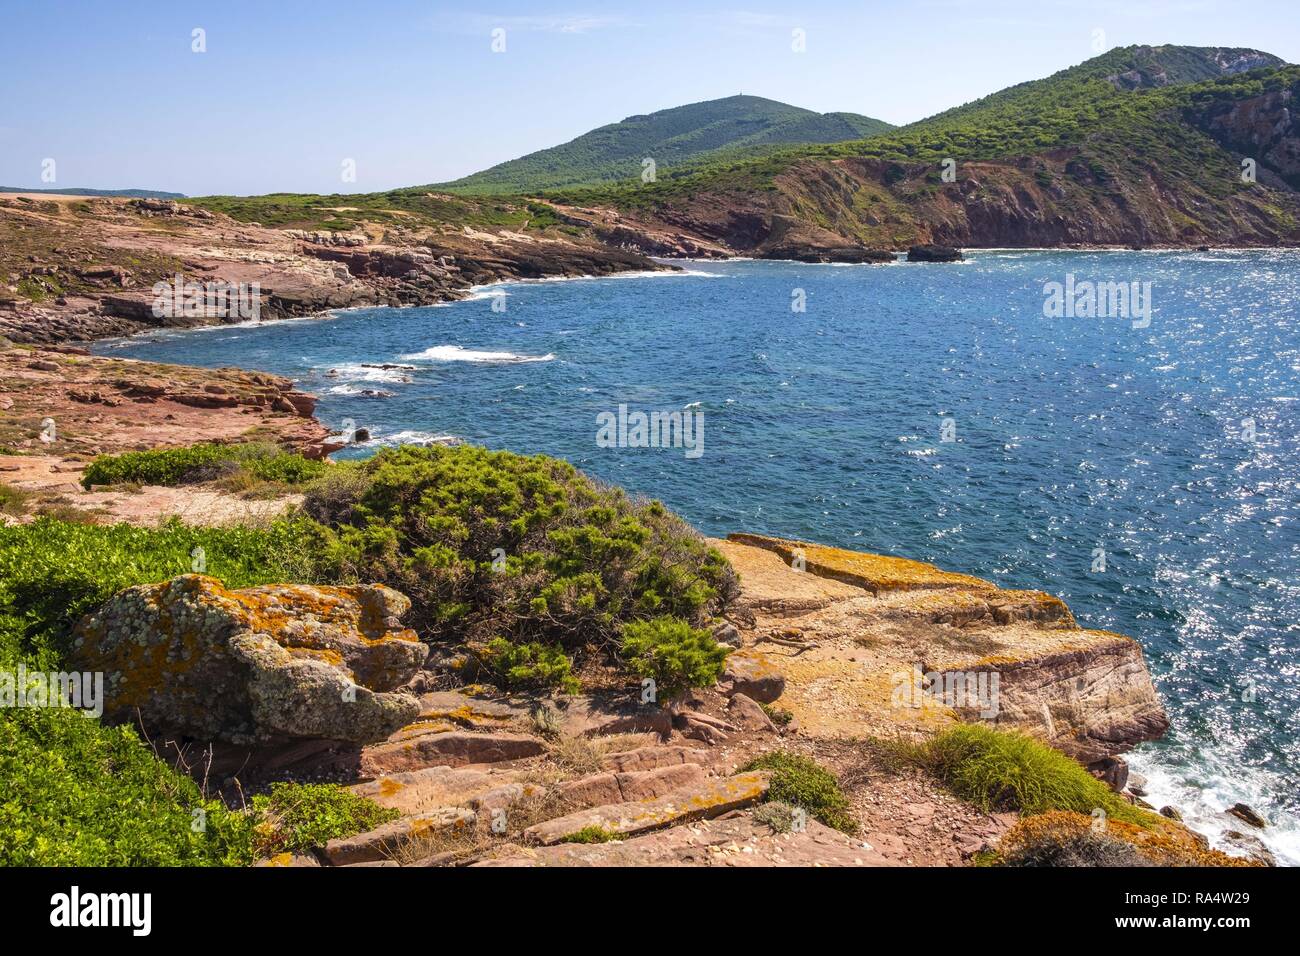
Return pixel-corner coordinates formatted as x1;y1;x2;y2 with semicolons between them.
6;191;1298;349
2;337;1275;866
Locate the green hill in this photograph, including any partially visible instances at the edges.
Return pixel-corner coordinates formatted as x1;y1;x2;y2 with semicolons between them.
0;186;186;199
435;95;894;194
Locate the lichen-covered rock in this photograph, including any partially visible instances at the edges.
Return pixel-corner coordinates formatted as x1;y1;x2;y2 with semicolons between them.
70;574;426;744
523;771;771;845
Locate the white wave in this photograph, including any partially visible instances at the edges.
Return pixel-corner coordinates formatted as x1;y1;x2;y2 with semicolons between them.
401;345;554;364
328;383;395;397
359;430;461;448
1127;748;1300;866
324;363;412;383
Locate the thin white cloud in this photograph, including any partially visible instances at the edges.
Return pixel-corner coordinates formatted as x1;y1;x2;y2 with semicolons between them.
436;13;630;35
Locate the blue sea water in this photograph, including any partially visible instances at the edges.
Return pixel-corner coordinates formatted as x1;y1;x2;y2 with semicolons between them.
96;251;1300;863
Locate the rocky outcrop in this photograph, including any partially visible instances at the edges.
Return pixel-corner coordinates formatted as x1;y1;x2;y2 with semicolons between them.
70;575;426;745
521;771;772;845
907;244;964;262
0;347;334;460
713;534;1168;761
0;193;667;345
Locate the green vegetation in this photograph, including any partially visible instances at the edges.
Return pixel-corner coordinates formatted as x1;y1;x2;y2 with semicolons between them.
478;638;581;694
545;49;1300;217
0;517;321;865
1;442;738;864
301;444;735;663
909;724;1154;825
741;751;857;834
561;825;620;844
82;442;326;490
0;482;35;517
250;782;398;857
761;703;795;727
436;95;894;195
189;189;562;234
752;800;801;833
619;616;730;702
0;706;256;866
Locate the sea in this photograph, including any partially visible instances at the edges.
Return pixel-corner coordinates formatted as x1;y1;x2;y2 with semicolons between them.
95;250;1300;864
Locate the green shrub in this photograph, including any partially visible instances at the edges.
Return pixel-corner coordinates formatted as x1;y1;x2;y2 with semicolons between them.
752;801;800;833
479;638;580;694
914;724;1153;825
0;706;253;866
618;616;730;702
301;445;735;655
741;751;857;834
250;782;398;856
562;825;619;844
761;703;794;727
82;442;325;489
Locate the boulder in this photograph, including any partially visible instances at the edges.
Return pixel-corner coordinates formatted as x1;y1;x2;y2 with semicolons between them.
70;574;425;744
1221;830;1275;866
359;730;546;776
720;652;786;703
907;244;964;262
319;808;476;865
727;692;777;732
1226;803;1267;828
555;763;706;809
599;745;709;774
1087;756;1129;793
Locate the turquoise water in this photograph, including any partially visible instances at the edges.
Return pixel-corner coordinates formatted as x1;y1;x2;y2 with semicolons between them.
96;250;1300;862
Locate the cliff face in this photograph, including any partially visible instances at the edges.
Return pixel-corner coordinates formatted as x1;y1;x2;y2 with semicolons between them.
605;142;1300;257
0;193;663;345
715;534;1169;765
1190;74;1300;188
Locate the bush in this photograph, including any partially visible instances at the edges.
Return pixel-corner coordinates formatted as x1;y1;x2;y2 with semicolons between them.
914;725;1153;825
478;638;580;694
82;442;325;489
0;706;253;866
301;445;736;655
741;751;857;834
562;825;619;844
618;616;730;702
250;782;398;857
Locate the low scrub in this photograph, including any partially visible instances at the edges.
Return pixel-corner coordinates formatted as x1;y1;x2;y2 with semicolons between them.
0;706;254;866
0;516;322;865
477;638;580;694
619;616;730;702
910;724;1153;826
301;444;736;659
250;782;398;857
992;810;1258;867
82;442;326;490
741;751;857;834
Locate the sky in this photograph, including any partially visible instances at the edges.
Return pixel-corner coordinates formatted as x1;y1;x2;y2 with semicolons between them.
2;0;1298;197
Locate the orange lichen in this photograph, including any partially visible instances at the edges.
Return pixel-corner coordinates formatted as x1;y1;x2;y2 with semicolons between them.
727;533;994;593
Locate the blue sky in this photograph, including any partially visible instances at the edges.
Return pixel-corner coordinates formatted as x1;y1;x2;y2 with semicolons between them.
2;0;1297;196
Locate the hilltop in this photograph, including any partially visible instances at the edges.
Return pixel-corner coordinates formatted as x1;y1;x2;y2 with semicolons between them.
434;94;895;194
545;46;1300;256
